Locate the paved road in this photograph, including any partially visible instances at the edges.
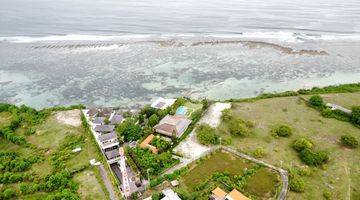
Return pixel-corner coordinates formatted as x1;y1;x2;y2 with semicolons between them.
222;147;288;200
99;164;118;200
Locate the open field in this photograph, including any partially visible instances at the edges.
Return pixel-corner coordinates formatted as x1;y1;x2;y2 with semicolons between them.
74;170;107;200
219;93;360;199
179;150;281;199
0;110;110;199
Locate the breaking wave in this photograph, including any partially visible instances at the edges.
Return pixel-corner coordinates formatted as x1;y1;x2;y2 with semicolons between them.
1;31;360;44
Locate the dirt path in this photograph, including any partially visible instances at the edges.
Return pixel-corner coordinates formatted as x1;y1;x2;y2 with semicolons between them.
98;164;118;200
222;147;288;200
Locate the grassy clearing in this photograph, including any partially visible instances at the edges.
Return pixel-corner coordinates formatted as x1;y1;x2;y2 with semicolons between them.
221;94;360;199
27;114;84;150
74;170;107;200
179;150;280;199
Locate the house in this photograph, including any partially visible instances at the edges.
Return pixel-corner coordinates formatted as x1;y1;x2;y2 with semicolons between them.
139;134;158;154
94;124;115;133
93;117;106;125
109;113;124;125
154;115;191;138
98;108;114;117
226;189;250;200
104;148;120;163
161;188;181;200
86;107;98;117
210;187;250;200
151;97;177;110
98;131;119;149
211;187;227;200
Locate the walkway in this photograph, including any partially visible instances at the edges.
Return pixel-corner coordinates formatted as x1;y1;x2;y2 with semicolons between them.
99;164;118;200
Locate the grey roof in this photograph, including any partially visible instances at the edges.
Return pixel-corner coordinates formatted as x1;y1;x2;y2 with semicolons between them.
110;114;124;125
93;117;105;124
98;131;118;142
98;108;113;117
105;148;120;160
87;107;98;116
94;125;115;133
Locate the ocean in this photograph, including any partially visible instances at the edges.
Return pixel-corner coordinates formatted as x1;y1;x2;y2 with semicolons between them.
1;0;360;108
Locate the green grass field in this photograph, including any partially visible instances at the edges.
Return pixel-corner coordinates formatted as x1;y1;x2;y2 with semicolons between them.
219;92;360;200
0;110;108;199
179;150;280;199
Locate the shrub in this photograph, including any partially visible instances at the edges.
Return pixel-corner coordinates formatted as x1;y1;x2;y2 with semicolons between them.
228;119;251;137
299;149;329;166
292;138;313;152
340;135;358;148
196;125;219;145
252;147;266;158
309;95;324;107
272;125;292;137
321;108;333;118
351;106;360;126
323;190;332;200
289;176;305;192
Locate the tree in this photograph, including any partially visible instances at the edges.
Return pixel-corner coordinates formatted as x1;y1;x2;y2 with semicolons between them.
340;135;358;148
272;125;292;137
293;138;313;152
299;149;329;166
148;114;159;127
116;119;142;142
228;119;251;137
309;95;324;107
351;106;360;126
196;125;219;145
289;177;305;192
201;99;209;110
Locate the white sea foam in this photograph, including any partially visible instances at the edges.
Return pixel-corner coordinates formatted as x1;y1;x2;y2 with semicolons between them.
1;32;360;43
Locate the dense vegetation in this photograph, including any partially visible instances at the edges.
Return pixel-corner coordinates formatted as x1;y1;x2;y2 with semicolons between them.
292;138;329;167
127;147;178;176
196;124;219;145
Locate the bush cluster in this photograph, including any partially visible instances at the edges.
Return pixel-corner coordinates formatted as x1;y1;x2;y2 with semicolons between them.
272;125;292;137
196;124;219;145
292;138;329;167
340;135;358;148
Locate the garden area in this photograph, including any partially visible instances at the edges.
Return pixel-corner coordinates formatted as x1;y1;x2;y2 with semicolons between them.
0;103;111;200
219;92;360;199
175;150;280;199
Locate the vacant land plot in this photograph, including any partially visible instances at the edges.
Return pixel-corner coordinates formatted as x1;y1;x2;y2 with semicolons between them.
179;150;280;199
0;109;111;199
74;170;107;200
221;94;360;199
